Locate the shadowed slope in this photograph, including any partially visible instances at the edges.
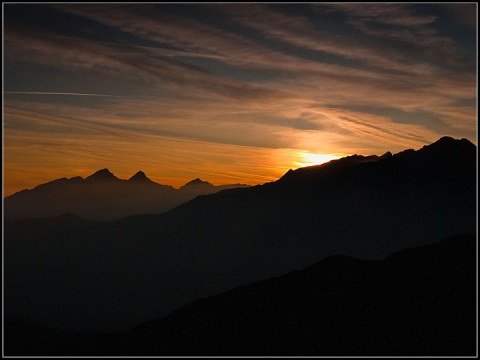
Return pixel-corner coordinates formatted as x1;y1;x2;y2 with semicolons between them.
125;233;476;356
4;234;476;356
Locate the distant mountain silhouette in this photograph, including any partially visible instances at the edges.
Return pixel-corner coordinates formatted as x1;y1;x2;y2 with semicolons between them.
4;137;476;334
179;177;249;195
4;170;250;220
128;171;155;183
180;177;213;188
85;168;119;182
4;233;476;356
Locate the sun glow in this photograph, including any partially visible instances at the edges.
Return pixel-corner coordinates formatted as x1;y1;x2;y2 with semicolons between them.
295;151;340;168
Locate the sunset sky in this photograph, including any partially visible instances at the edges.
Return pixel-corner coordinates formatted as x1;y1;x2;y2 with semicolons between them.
3;3;477;196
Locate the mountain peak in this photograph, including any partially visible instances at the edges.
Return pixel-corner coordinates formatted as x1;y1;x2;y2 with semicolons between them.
423;136;474;149
86;169;118;182
128;171;153;183
423;136;455;149
181;178;213;188
418;136;476;157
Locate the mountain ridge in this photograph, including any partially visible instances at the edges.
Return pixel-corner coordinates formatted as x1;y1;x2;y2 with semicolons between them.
4;169;251;220
128;171;155;183
124;233;475;356
180;178;214;188
4;136;476;333
278;136;475;183
85;168;119;182
5;136;475;199
4;233;476;356
7;170;253;196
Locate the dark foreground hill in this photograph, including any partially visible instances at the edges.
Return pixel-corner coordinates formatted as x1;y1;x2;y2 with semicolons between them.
4;137;477;333
4;233;476;356
3;169;249;220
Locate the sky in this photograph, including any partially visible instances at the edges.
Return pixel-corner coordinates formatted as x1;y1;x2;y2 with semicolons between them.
3;3;477;196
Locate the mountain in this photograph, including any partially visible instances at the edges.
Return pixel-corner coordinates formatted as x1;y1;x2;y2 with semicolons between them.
180;177;214;189
4;137;476;334
4;233;476;356
178;177;250;196
85;168;119;182
126;233;477;356
3;170;250;220
128;171;155;183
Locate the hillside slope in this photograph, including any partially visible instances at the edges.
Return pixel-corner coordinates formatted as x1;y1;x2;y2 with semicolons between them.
5;233;476;356
4;137;477;332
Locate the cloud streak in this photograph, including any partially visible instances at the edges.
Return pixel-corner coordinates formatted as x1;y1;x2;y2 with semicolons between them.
5;91;123;97
3;3;477;195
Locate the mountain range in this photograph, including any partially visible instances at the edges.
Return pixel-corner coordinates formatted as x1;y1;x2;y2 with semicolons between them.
4;136;477;346
5;233;476;356
4;170;250;220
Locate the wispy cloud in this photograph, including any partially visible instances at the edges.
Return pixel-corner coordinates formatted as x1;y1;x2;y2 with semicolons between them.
3;4;477;195
321;3;438;26
5;91;123;97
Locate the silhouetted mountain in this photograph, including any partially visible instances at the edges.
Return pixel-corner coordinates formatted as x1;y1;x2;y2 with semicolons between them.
4;170;249;220
4;234;476;356
179;178;250;195
85;168;119;182
380;151;392;158
181;178;213;188
4;137;476;335
179;178;215;194
126;233;476;356
128;171;155;184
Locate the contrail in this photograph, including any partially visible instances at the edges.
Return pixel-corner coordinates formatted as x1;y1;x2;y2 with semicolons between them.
4;91;123;97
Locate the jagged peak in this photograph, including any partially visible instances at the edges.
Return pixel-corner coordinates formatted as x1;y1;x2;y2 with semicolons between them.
279;169;296;181
86;168;118;181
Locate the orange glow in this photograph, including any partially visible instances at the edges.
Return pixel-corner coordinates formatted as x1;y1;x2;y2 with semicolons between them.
2;131;294;197
294;151;340;168
3;4;477;199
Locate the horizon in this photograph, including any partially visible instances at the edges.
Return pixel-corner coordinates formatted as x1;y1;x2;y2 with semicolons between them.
3;4;477;197
3;135;475;197
5;167;254;196
2;153;336;196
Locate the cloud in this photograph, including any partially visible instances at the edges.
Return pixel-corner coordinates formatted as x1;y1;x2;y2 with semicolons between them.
317;3;438;26
4;104;296;195
4;91;123;97
5;4;474;108
3;4;477;195
213;4;435;75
